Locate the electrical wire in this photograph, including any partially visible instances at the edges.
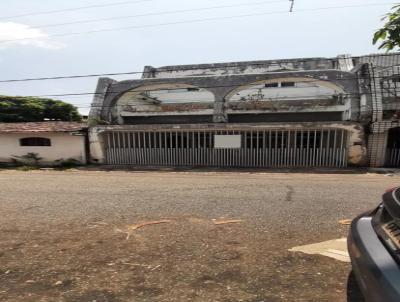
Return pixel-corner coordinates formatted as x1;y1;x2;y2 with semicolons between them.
0;75;398;101
1;83;370;98
0;52;397;83
2;90;393;109
0;2;395;45
28;0;287;30
0;0;153;20
3;87;396;112
2;58;399;109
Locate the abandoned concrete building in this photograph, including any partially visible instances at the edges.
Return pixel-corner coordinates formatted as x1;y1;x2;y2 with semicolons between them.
88;53;400;168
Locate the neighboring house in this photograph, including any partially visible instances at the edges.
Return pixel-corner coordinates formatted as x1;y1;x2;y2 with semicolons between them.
0;122;88;165
88;53;400;168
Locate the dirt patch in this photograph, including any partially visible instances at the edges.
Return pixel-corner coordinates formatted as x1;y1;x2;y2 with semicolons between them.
0;219;350;302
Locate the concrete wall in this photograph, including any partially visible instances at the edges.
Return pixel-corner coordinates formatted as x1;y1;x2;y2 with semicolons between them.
359;54;400;167
0;133;86;164
368;121;400;167
89;70;359;125
142;57;342;78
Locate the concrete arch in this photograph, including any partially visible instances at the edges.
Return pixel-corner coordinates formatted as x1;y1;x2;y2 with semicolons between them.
116;83;215;106
224;76;346;101
110;83;217;124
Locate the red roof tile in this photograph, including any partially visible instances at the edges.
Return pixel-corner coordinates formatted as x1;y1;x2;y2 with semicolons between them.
0;122;87;133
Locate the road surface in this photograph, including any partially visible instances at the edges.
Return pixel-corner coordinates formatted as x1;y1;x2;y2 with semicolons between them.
0;170;398;301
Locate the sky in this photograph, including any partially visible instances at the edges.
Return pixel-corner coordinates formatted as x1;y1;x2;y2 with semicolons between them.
0;0;396;115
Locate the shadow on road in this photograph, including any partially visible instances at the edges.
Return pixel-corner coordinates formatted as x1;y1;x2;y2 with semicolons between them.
347;271;365;302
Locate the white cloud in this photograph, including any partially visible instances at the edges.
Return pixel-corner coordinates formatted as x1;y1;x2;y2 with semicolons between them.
0;22;65;49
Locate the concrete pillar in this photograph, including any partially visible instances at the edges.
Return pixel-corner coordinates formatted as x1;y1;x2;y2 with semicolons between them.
88;77;116;125
213;101;227;123
88;127;106;164
209;87;230;123
368;132;388;167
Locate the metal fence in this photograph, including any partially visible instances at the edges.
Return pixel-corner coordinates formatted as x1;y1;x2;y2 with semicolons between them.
104;129;348;168
386;148;400;167
385;127;400;167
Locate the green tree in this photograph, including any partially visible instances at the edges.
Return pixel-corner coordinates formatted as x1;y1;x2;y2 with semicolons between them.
0;95;82;122
373;4;400;51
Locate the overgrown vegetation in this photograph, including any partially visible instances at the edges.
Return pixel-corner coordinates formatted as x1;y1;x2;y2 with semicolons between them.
88;117;109;127
373;4;400;51
14;165;39;171
54;158;82;168
11;152;42;166
8;153;82;170
0;95;81;122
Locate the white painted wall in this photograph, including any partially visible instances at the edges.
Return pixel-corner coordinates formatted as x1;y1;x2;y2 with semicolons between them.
0;132;86;164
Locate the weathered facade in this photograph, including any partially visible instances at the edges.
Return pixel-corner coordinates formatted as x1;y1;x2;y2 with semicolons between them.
0;122;88;165
354;54;400;167
88;53;400;168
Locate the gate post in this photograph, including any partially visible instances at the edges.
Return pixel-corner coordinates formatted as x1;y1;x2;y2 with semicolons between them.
368;132;388;167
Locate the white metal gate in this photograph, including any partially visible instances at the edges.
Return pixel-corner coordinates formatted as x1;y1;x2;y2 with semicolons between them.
104;129;348;168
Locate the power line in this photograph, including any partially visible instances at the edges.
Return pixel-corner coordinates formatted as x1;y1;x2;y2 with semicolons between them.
4;79;398;108
0;0;364;22
3;85;360;98
0;0;153;20
67;90;400;108
3;89;391;109
2;73;399;103
29;0;287;30
0;52;397;83
0;2;395;45
13;76;399;99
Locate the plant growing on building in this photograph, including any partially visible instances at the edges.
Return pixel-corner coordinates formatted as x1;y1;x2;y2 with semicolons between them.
373;4;400;51
11;153;42;166
54;158;82;169
87;117;109;127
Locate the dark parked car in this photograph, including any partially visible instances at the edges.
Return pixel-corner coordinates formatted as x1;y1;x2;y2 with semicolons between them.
348;187;400;302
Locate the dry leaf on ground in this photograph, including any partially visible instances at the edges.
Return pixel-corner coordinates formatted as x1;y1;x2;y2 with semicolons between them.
338;219;352;225
212;219;242;225
116;220;172;239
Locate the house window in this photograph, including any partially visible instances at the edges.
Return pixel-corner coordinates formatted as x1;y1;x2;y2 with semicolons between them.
20;137;51;147
281;82;295;87
392;77;400;83
264;82;296;88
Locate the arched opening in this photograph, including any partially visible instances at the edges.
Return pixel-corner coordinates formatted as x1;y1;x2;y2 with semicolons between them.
386;127;400;167
225;77;350;123
114;83;215;124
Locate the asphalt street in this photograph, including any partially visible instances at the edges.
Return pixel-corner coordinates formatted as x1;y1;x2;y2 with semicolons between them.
0;170;398;302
